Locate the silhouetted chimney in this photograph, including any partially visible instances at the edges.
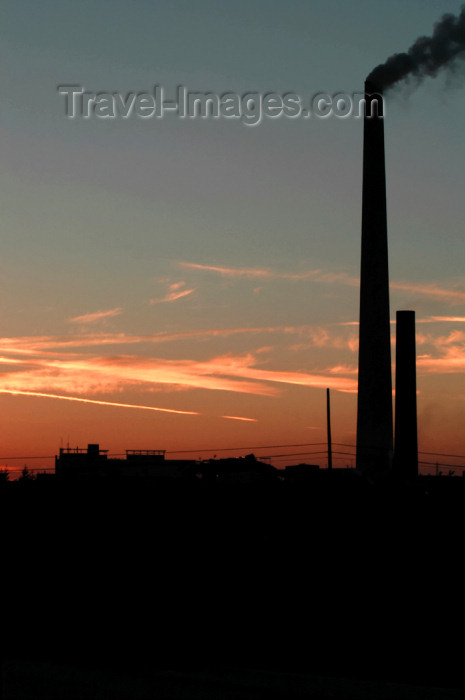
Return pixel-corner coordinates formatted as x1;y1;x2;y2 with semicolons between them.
394;310;418;480
87;443;100;458
356;82;393;476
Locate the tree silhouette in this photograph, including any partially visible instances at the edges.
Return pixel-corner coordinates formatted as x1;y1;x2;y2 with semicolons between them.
18;466;35;482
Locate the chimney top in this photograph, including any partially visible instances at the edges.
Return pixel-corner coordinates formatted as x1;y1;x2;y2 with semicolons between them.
364;79;383;95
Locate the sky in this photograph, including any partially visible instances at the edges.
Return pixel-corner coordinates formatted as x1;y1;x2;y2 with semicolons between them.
1;0;465;475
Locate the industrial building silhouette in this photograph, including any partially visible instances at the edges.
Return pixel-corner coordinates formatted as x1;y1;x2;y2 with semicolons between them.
54;443;280;483
55;444;196;480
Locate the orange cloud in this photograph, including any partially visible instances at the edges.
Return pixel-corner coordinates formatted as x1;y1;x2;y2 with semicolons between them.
0;344;357;401
415;330;465;373
68;308;123;324
328;365;358;375
150;282;195;304
179;262;358;284
391;282;465;305
0;389;199;414
179;262;302;279
181;261;465;307
202;353;357;393
289;327;358;352
0;324;338;355
418;351;465;373
221;415;258;422
420;316;465;323
0;348;280;397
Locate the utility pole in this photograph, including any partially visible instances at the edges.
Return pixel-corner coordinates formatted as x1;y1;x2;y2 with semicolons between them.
326;388;332;470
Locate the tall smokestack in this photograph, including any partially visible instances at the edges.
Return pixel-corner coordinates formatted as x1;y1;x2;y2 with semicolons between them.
357;6;465;475
356;83;393;476
394;310;418;481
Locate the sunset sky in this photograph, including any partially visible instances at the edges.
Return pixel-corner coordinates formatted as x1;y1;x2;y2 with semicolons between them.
1;0;465;475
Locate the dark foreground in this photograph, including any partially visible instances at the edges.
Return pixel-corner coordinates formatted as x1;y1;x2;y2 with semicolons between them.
3;660;463;699
3;474;464;697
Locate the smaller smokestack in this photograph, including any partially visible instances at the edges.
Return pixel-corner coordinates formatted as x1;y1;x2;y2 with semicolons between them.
394;310;418;480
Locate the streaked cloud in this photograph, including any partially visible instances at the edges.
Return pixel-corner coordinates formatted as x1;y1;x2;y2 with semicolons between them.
180;261;465;307
0;389;199;414
0;355;277;397
68;308;123;324
150;281;195;304
391;282;465;304
221;415;258;422
179;262;306;279
179;261;358;284
289;327;358;352
328;365;358;375
419;316;465;323
418;351;465;373
416;330;465;374
342;315;465;328
0;324;349;354
0;340;357;403
201;353;357;392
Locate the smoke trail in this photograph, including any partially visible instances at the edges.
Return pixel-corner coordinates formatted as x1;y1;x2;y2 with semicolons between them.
367;5;465;89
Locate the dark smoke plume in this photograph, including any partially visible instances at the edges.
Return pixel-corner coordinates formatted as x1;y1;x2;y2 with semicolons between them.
367;5;465;90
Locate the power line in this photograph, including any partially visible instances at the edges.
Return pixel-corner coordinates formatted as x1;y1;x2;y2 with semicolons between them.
333;443;465;461
165;443;328;454
419;460;465;470
419;451;465;460
0;456;54;460
0;446;316;461
260;455;354;464
257;450;328;459
2;444;465;473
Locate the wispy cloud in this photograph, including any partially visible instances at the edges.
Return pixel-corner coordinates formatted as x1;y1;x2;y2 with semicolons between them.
181;261;465;306
416;330;465;373
328;365;358;375
179;261;358;284
341;316;465;328
419;316;465;323
0;324;345;355
150;280;195;304
418;350;465;373
198;353;357;392
221;415;258;422
180;262;302;279
289;327;358;352
68;308;123;324
0;355;277;397
0;341;357;404
391;282;465;305
0;389;199;414
151;288;195;303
